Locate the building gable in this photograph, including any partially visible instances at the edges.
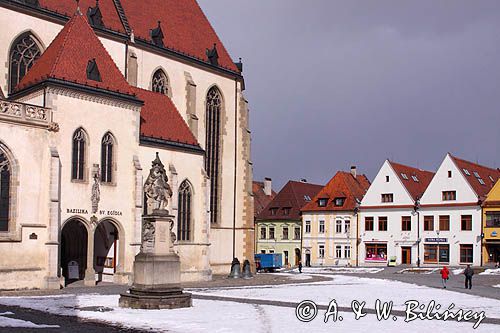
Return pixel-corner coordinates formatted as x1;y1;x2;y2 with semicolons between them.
420;154;478;205
360;160;415;207
484;180;500;205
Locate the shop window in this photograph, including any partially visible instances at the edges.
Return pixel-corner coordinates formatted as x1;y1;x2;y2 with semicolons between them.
365;243;387;261
318;245;325;258
335;245;342;258
424;244;449;263
344;245;351;259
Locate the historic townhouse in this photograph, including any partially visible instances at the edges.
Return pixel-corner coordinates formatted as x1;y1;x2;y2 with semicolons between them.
0;0;253;290
252;178;275;219
255;180;322;267
419;154;500;267
359;160;434;266
482;179;500;265
301;167;370;267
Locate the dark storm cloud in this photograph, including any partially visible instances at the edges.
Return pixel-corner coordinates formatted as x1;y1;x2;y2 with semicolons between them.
198;0;500;190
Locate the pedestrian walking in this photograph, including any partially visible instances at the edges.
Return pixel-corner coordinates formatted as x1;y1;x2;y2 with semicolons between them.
298;261;303;273
463;264;474;289
440;266;449;288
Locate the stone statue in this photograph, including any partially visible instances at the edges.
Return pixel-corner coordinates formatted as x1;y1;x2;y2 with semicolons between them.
91;173;100;214
169;220;176;250
142;221;155;253
144;153;173;214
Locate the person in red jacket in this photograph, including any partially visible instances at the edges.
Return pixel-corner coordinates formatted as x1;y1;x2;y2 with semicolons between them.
440;266;450;288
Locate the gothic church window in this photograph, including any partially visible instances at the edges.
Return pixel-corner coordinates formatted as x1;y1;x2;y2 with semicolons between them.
0;149;11;231
152;69;169;95
72;128;87;181
9;32;42;93
205;86;222;224
177;180;193;241
101;132;114;183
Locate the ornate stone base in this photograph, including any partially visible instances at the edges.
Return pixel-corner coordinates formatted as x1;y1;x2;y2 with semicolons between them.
119;287;192;309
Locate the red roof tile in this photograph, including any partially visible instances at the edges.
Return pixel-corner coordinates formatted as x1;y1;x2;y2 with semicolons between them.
302;172;370;212
450;155;500;199
390;161;434;201
119;0;239;72
39;0;126;34
16;11;135;96
253;181;276;218
134;87;200;147
257;181;323;221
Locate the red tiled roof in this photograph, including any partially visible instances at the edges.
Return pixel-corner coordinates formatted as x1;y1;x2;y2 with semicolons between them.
16;11;135;96
390;161;434;201
134;87;200;147
253;181;276;218
450;155;500;199
119;0;239;72
257;181;323;221
39;0;126;34
302;171;371;212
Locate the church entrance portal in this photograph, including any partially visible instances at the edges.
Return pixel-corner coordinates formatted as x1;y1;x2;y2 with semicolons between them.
94;220;119;283
61;219;88;283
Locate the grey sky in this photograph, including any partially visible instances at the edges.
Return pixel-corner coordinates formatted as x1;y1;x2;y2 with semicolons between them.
198;0;500;190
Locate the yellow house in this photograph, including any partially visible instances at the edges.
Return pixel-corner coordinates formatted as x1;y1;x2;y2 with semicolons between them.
483;179;500;265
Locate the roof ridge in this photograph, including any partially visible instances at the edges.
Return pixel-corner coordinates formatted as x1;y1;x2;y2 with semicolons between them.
389;160;434;174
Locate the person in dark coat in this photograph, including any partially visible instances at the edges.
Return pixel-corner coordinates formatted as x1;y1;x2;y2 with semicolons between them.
463;264;474;289
298;261;303;273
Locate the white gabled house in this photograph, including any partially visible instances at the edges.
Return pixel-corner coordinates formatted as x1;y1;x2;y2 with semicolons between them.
359;160;434;266
419;154;500;266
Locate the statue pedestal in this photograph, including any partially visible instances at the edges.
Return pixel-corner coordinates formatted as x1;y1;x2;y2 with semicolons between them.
119;212;192;309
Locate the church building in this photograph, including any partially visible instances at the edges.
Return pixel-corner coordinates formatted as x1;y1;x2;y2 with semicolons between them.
0;0;253;290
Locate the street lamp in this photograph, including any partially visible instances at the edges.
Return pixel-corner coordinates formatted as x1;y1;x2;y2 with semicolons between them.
414;199;421;267
436;230;440;265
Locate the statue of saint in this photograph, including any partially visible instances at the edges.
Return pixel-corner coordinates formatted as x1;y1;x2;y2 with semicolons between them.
91;173;100;214
144;153;173;214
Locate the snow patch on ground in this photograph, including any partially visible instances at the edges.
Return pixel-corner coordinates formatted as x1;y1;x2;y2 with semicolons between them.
396;268;439;274
0;294;498;332
493;284;500;288
0;311;60;328
480;268;500;275
291;267;384;274
453;269;464;275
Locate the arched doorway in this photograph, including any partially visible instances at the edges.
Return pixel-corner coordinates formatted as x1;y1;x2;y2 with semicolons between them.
295;248;301;266
93;219;119;283
61;219;88;283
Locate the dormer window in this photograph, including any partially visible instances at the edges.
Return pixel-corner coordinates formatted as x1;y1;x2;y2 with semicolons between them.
206;43;219;66
304;195;311;201
318;198;328;207
463;169;471;176
411;175;419;182
334;198;345;207
86;59;101;82
473;171;480;178
270;208;278;216
87;1;104;28
401;173;408;180
150;21;164;47
478;178;485;185
283;207;291;215
24;0;39;7
489;175;495;183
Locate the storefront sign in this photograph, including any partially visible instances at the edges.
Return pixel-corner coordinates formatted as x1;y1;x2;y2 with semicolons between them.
67;208;88;214
424;238;447;243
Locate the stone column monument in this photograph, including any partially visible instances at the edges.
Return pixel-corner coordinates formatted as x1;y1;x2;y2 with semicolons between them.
119;153;192;309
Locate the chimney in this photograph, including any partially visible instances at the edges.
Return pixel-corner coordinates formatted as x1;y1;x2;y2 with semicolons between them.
350;166;357;178
263;177;272;196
